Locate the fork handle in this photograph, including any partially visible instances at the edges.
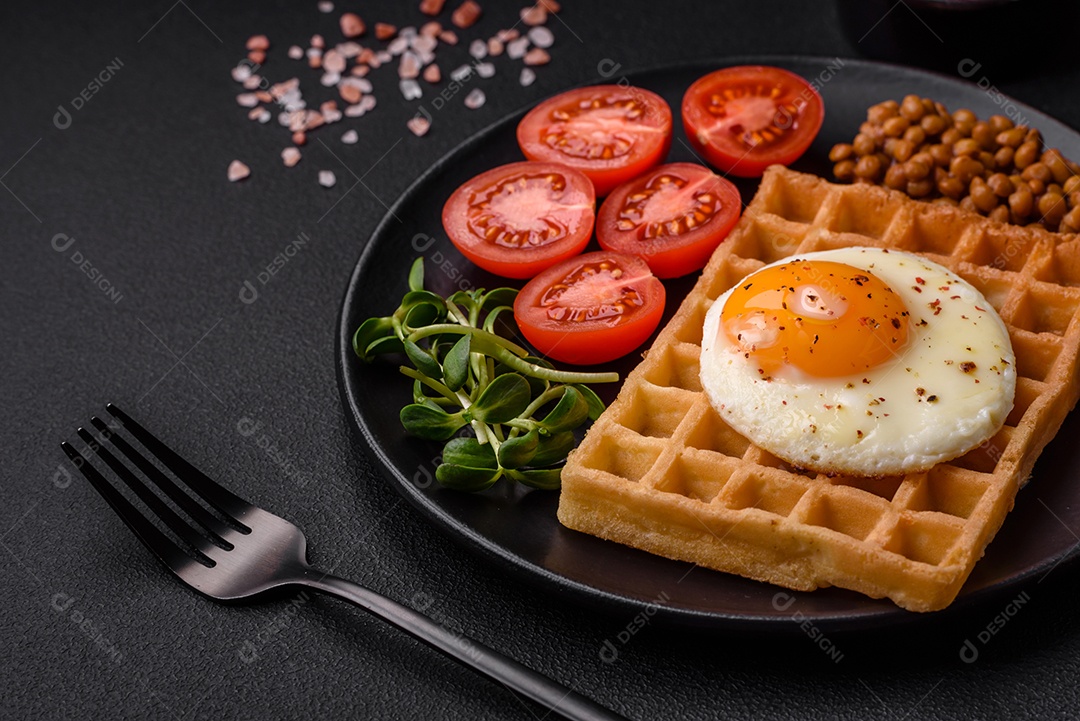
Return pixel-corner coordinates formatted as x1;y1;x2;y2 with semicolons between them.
299;573;628;721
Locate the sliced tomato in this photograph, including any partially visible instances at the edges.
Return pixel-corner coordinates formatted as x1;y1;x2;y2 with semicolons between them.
513;251;665;366
442;161;596;279
682;65;824;178
516;85;673;197
596;163;741;279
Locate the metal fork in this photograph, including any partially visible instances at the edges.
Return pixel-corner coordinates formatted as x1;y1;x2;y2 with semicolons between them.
61;404;626;721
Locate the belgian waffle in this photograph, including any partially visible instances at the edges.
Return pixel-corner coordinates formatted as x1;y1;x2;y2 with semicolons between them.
557;166;1080;612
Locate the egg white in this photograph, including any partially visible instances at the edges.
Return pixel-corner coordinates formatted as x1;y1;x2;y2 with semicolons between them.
699;247;1016;477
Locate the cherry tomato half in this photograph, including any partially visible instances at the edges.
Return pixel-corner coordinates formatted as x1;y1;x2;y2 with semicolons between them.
516;85;673;197
682;65;824;178
442;161;596;279
513;251;666;366
596;163;741;279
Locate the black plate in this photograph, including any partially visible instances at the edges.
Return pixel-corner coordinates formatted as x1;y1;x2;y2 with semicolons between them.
337;56;1080;631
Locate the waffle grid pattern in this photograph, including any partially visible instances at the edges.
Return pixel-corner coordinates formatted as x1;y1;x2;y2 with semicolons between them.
558;167;1080;612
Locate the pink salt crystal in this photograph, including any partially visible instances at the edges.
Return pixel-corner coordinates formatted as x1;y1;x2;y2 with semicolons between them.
319;170;337;187
469;39;487;59
506;36;529;59
527;25;554;48
242;75;262;90
488;37;504;56
411;34;438;54
341;129;359;144
236;93;259;107
337;41;362;57
288;45;304;59
340;12;365;38
339;83;362;104
451;0;481;29
246;34;270;51
281;147;302;167
464;88;485;109
318;0;334;12
496;28;519;42
323;49;346;73
271;78;300;98
520;6;546;25
227;160;250;181
399;52;421;79
420;21;442;37
523;48;550;66
422;63;441;83
438;29;458;44
407;116;431;137
311;34;325;48
419;0;446;15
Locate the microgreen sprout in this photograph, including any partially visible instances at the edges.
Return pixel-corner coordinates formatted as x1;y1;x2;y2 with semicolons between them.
353;258;618;492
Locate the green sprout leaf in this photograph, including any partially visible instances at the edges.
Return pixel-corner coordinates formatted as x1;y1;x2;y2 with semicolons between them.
574;384;607;421
441;437;498;469
531;431;577;467
400;290;447;331
482;304;516;335
470;373;531;424
497;428;539;469
479;287;518;312
353;317;396;362
435;463;501;491
443;334;471;392
408;257;425;292
538;386;589;433
399;404;466;440
506;467;563;490
403;338;443;380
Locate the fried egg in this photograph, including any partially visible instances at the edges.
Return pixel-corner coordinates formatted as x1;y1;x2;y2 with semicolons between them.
699;247;1016;476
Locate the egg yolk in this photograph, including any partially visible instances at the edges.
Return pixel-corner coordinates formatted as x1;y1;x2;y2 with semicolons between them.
721;260;910;378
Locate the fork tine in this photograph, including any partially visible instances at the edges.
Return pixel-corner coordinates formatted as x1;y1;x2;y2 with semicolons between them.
89;416;237;543
105;404;253;529
75;427;220;563
61;441;202;570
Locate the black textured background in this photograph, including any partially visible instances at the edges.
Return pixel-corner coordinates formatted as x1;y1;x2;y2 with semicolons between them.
5;1;1080;719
